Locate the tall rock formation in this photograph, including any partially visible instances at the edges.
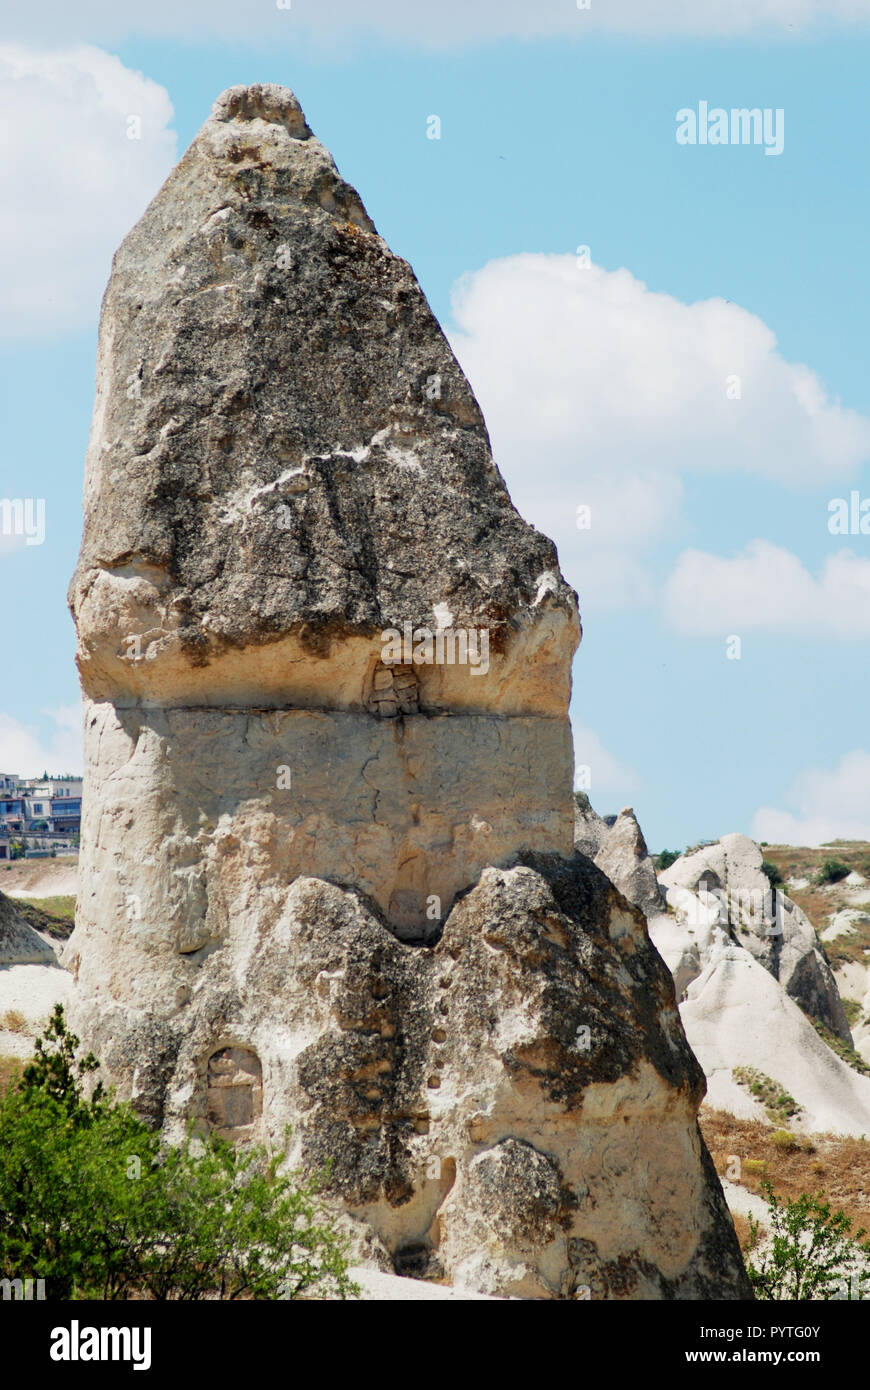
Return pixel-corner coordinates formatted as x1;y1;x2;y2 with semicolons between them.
66;85;749;1298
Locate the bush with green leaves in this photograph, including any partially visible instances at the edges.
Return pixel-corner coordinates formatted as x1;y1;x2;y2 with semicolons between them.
733;1066;800;1124
816;858;851;886
761;860;784;889
0;1005;357;1300
746;1181;870;1300
655;849;680;872
770;1129;798;1152
811;1018;870;1078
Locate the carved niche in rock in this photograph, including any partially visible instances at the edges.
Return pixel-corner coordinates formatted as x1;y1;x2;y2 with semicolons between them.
205;1046;263;1142
365;662;420;718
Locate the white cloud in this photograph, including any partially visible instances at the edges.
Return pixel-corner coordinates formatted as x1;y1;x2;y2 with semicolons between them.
0;706;83;779
753;750;870;845
5;0;870;46
451;255;870;488
665;540;870;635
448;254;870;609
0;46;176;339
572;722;639;810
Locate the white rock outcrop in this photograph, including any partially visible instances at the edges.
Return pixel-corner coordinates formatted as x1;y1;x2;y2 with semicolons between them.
659;833;849;1042
681;942;870;1137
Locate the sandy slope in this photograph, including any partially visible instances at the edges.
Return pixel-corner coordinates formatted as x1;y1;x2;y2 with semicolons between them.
0;856;78;899
0;960;73;1058
682;944;870;1137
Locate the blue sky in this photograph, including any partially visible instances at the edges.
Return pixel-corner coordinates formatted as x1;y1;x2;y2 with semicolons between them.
2;2;870;849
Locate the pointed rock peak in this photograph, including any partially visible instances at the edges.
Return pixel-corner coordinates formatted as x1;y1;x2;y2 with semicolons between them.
573;791;608;857
70;82;579;712
211;83;312;136
609;807;650;859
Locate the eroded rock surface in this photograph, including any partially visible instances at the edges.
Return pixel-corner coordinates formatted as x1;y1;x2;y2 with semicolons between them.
69;852;750;1299
69;82;577;716
66;83;749;1299
68;82;578;938
592;805;667;921
659;834;849;1041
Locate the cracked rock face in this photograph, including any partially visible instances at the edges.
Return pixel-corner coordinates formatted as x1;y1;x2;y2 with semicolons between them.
66;84;749;1299
68;81;579;938
68;853;750;1299
69;82;577;715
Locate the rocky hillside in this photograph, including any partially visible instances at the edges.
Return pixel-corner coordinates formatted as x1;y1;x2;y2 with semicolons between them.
759;842;870;1064
5;800;869;1293
576;797;870;1138
0;889;71;1060
9;824;869;1136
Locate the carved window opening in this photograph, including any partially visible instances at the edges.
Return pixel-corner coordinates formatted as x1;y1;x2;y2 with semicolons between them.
206;1046;263;1141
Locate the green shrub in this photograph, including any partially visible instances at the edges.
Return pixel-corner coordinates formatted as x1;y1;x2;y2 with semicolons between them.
655;850;679;872
842;999;864;1028
0;1005;357;1301
747;1182;870;1300
812;1020;870;1078
817;859;851;886
762;860;784;889
733;1066;801;1123
771;1130;798;1152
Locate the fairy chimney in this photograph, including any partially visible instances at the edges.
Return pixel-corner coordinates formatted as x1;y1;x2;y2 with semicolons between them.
66;86;749;1300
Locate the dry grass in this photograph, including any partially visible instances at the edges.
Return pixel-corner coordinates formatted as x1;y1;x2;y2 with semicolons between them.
762;844;870;881
702;1107;870;1245
791;885;840;928
8;895;75;941
0;1009;29;1034
762;845;870;927
753;843;870;975
826;919;870;971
